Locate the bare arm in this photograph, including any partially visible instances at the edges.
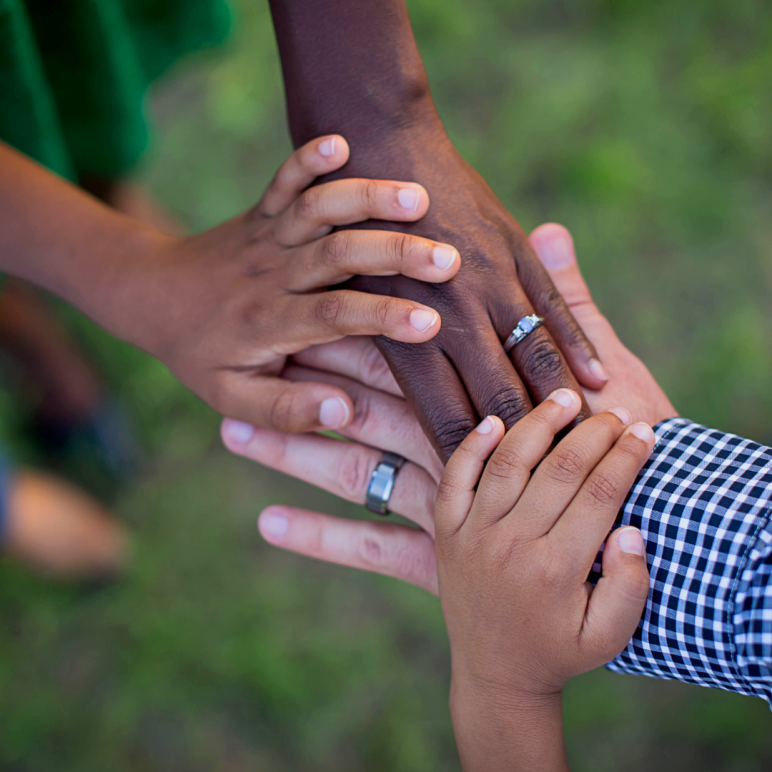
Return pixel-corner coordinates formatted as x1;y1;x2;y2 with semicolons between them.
269;0;606;460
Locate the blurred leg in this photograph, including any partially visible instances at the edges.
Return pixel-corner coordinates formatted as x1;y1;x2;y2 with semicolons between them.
2;467;131;579
0;279;102;423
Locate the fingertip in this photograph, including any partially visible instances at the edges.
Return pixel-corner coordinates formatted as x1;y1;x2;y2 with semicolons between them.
430;244;461;278
395;183;430;219
544;388;583;425
547;388;580;410
615;526;646;557
528;223;576;271
221;418;255;451
405;307;441;339
317;134;349;168
258;506;291;543
624;422;655;450
572;357;609;390
318;393;352;429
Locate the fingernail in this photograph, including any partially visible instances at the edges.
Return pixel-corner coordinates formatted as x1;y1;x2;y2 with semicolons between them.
629;422;654;442
589;358;609;383
476;416;495;434
319;396;350;428
318;137;336;157
432;245;458;271
608;407;632;425
397;186;420;211
537;232;574;269
260;511;290;541
548;388;577;408
409;308;438;332
618;527;645;556
224;419;254;445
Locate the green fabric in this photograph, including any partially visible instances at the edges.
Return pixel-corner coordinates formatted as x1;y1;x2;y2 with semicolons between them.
0;0;231;181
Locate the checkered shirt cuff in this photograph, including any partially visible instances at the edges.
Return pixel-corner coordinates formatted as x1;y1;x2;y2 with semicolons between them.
605;418;772;704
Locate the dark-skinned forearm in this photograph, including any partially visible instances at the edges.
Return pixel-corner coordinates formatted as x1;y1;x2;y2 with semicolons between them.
269;0;440;155
269;0;598;461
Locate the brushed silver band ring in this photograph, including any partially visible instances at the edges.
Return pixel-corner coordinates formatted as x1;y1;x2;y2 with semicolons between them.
365;452;406;516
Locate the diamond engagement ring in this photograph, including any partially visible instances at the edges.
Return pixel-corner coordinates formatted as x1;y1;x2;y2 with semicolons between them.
503;314;545;353
365;452;406;516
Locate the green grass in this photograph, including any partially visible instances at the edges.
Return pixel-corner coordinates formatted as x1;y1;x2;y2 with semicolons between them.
2;0;772;769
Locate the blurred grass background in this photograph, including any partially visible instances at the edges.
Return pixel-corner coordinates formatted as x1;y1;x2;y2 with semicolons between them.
1;0;772;769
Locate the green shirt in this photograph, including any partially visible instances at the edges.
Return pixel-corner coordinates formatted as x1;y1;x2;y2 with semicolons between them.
0;0;231;180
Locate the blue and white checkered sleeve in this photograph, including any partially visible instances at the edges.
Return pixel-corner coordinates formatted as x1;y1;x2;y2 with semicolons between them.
606;418;772;704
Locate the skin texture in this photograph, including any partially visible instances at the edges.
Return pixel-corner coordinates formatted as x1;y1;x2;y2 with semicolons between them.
221;223;678;591
0;137;463;434
269;0;607;461
435;400;652;770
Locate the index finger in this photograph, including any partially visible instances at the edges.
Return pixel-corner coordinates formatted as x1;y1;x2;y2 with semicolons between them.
435;416;505;539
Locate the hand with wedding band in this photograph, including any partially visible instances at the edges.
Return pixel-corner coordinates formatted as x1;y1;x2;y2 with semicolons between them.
221;224;677;594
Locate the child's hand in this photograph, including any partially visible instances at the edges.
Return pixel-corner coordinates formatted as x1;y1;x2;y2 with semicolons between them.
435;390;653;771
103;135;459;433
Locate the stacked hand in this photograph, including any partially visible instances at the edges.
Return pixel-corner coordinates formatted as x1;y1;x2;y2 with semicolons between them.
127;135;468;433
222;224;677;592
436;394;653;771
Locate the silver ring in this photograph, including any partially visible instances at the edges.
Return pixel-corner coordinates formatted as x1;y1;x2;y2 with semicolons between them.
365;452;405;516
503;314;545;353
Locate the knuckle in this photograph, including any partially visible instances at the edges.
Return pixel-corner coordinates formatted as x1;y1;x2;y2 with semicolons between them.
357;530;432;584
359;344;393;389
349;389;377;435
269;388;298;432
373;296;399;328
545;445;588;484
338;447;374;500
435;474;461;506
434;419;478;461
480;387;530;428
486;444;528;482
388;233;412;267
320;231;350;266
358;180;379;211
584;472;620;507
295;186;322;221
520;337;565;383
315;292;347;328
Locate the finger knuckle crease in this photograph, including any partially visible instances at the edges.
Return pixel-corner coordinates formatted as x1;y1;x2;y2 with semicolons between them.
296;187;321;220
339;448;373;499
321;231;350;266
316;293;346;327
360;345;392;387
269;389;298;432
586;473;619;506
546;446;587;483
360;180;379;210
389;233;411;266
434;419;478;459
522;339;565;381
487;446;527;481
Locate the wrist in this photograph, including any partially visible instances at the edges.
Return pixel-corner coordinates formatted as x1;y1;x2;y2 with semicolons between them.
449;674;567;772
62;222;179;358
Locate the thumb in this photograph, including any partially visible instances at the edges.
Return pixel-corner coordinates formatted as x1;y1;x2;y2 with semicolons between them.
582;526;650;664
217;375;354;434
529;223;597;317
